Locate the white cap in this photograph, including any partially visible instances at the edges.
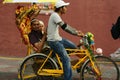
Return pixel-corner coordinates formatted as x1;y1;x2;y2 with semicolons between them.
55;0;70;8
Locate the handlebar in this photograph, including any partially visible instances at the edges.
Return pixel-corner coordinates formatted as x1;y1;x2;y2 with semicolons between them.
79;32;103;55
78;32;95;50
82;35;89;46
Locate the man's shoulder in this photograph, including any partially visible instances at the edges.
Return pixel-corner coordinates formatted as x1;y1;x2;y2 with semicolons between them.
51;12;58;17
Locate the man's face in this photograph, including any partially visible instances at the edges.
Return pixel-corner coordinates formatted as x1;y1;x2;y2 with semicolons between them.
60;6;68;14
31;20;44;31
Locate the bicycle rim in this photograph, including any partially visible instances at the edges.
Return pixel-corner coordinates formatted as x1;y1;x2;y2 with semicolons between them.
81;55;119;80
19;54;58;80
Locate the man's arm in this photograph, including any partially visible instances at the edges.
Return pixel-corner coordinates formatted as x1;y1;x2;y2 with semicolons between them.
33;33;46;52
58;21;84;37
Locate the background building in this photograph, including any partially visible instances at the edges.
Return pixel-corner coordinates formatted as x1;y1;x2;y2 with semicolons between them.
0;0;120;57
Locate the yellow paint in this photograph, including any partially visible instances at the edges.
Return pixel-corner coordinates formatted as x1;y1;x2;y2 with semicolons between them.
0;56;23;60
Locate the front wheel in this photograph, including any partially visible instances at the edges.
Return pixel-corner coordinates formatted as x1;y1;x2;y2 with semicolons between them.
19;53;58;80
80;55;119;80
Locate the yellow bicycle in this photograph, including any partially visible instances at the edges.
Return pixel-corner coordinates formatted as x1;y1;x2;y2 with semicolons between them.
19;34;120;80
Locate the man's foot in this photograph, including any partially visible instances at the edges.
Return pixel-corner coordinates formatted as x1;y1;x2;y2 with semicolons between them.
76;67;81;73
76;65;82;73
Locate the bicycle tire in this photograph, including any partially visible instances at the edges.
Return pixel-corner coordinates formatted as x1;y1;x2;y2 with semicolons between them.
19;53;58;80
80;55;119;80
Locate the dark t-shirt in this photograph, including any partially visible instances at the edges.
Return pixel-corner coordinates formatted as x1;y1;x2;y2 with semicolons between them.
28;30;43;45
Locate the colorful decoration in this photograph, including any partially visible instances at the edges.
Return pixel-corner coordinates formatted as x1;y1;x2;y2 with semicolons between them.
15;4;40;45
86;32;95;45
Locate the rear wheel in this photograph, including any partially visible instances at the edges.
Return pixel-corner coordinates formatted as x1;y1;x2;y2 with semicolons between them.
80;55;119;80
19;53;58;80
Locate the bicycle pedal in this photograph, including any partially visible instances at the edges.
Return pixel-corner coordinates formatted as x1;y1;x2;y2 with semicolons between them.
76;68;81;73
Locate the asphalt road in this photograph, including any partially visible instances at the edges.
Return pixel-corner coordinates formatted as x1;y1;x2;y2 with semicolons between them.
0;56;80;80
0;56;120;80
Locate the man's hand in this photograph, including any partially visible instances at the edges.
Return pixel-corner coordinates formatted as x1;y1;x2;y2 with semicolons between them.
76;30;84;37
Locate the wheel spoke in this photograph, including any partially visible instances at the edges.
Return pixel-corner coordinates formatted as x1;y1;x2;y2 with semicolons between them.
19;54;58;80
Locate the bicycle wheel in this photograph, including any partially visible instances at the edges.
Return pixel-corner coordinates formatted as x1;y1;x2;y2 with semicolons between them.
80;55;119;80
19;53;58;80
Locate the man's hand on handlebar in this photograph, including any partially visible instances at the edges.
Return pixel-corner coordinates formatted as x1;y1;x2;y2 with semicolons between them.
76;30;84;37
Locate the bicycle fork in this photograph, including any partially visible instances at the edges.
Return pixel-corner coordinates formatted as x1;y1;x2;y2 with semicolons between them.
90;59;102;80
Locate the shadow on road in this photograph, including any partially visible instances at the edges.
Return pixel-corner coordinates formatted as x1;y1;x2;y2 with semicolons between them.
0;72;18;80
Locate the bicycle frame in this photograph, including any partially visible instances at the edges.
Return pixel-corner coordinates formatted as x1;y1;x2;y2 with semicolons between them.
19;32;120;80
36;48;101;77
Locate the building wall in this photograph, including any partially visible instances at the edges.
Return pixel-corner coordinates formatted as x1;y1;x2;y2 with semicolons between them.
0;0;120;57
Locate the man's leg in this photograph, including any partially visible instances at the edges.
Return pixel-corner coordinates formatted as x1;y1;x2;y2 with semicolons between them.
61;38;77;49
48;41;72;80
